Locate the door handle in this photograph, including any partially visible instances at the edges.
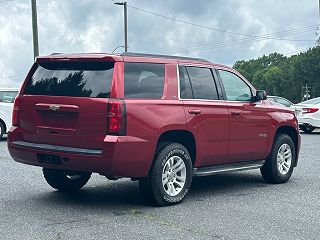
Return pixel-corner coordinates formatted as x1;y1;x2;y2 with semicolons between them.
188;109;201;115
231;111;241;117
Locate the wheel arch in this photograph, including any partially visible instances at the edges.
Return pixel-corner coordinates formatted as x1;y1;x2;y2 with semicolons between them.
274;125;299;167
156;130;196;166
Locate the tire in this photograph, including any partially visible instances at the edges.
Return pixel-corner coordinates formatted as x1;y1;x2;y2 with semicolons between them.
300;125;315;133
0;121;5;140
139;142;193;206
43;168;91;192
260;133;295;184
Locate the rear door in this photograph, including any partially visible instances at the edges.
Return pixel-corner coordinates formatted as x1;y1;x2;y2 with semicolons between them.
19;60;114;150
217;69;269;162
179;65;229;167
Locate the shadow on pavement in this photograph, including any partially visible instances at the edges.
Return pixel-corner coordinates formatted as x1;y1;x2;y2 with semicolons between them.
29;171;266;208
300;131;320;135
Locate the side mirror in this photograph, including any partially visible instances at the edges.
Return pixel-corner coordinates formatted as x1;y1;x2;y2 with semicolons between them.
255;90;267;101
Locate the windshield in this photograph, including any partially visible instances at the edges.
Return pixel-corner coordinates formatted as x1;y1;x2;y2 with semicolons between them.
24;61;114;98
0;91;18;103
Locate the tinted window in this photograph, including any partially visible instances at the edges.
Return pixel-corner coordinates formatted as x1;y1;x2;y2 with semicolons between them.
179;66;193;99
24;62;114;98
0;91;18;103
124;63;164;99
186;67;218;100
219;70;252;101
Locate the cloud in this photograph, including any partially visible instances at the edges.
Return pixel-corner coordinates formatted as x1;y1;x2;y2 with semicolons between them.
0;0;318;87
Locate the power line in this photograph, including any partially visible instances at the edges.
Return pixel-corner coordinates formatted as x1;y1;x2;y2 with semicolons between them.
125;3;319;42
115;2;317;54
152;30;316;54
55;0;84;52
0;72;27;79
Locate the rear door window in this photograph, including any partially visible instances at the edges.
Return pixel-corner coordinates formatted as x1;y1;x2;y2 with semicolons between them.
24;61;114;98
186;66;219;100
179;66;193;99
124;62;165;99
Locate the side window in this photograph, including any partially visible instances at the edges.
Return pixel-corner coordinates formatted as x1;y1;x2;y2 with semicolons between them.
124;63;165;99
179;66;193;99
186;67;219;100
0;91;18;103
218;70;252;101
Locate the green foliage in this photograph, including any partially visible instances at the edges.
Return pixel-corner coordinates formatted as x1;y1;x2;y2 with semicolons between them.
233;46;320;103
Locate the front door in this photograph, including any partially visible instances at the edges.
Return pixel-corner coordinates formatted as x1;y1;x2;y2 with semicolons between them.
217;69;269;163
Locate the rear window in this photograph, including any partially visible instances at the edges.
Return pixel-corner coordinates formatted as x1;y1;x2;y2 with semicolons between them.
0;91;18;103
124;62;165;99
24;61;114;98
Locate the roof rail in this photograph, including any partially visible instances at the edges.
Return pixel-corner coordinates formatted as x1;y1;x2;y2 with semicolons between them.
121;52;211;63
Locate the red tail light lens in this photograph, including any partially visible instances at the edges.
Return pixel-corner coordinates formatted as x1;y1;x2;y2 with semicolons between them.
12;95;21;126
302;108;319;114
107;99;126;135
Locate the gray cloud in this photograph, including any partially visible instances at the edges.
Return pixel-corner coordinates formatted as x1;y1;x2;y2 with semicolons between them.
0;0;318;87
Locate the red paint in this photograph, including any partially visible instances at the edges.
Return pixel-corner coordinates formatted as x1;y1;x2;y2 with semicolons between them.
7;53;301;178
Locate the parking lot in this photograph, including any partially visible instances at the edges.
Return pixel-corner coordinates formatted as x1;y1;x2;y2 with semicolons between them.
1;132;320;240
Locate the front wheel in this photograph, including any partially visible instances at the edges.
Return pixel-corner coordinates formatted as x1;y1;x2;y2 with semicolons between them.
260;133;295;184
139;142;193;206
43;168;91;192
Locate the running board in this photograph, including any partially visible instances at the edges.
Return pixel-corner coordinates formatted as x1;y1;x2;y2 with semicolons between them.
193;160;265;177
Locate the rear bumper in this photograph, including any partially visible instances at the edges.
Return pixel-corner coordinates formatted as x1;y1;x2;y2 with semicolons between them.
7;127;155;178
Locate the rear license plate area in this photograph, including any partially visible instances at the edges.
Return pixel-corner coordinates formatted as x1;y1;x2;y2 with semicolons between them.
38;154;62;164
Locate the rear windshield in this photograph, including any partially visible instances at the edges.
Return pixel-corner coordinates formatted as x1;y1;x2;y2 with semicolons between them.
24;61;114;98
0;91;18;103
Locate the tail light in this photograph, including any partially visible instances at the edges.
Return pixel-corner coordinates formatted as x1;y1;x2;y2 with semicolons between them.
302;108;319;114
107;99;126;135
12;95;21;126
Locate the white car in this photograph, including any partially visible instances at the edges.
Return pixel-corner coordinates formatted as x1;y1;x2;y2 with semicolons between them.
0;88;19;139
291;97;320;133
267;96;293;107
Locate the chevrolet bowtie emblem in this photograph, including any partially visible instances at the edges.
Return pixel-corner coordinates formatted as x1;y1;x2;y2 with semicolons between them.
49;104;60;111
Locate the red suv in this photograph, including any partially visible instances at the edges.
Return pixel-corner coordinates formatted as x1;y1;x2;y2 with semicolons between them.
8;52;300;206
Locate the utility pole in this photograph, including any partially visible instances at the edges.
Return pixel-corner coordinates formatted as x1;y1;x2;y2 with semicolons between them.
114;2;128;52
302;83;311;101
31;0;39;59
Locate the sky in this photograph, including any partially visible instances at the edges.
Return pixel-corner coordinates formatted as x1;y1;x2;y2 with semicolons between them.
0;0;319;88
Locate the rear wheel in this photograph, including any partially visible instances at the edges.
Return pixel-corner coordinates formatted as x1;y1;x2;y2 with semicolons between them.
300;125;315;133
260;133;295;184
0;121;5;140
43;168;91;192
139;142;193;206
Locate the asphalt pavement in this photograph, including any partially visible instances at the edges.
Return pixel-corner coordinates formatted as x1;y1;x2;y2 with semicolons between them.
1;132;320;240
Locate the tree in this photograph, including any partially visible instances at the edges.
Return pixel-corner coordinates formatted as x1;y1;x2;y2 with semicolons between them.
233;46;320;103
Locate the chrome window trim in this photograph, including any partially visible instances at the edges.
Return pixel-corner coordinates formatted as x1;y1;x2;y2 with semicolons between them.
177;64;223;102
